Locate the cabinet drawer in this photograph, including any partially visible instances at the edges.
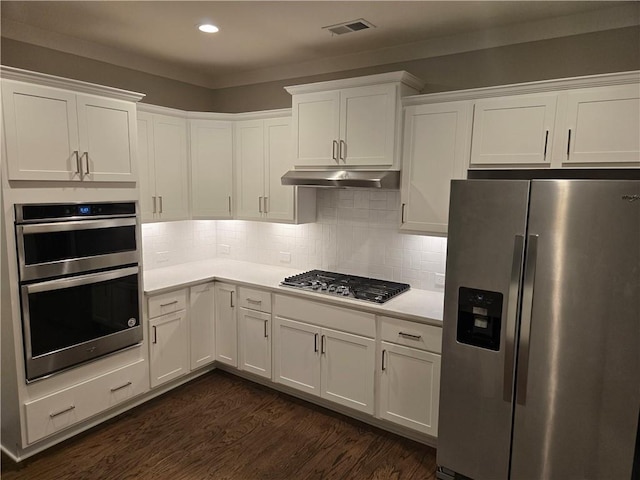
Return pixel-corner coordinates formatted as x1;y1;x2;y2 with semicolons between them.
148;289;187;318
379;316;442;353
238;287;272;313
274;294;375;337
24;359;148;444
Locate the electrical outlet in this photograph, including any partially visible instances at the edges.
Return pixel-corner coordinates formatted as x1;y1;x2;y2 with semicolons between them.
279;252;291;263
219;244;230;255
435;273;445;287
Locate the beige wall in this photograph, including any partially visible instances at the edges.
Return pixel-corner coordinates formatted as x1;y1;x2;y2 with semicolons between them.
2;26;639;113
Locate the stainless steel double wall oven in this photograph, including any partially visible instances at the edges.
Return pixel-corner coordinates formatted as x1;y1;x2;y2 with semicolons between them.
15;202;143;381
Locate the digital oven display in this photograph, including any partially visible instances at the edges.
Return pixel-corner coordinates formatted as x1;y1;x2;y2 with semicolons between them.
78;205;92;215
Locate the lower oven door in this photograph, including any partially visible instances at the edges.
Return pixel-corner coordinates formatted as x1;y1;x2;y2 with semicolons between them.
21;266;142;381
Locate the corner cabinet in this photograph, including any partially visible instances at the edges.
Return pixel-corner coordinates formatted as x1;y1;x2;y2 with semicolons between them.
235;113;316;223
286;72;424;168
400;101;472;235
189;118;234;219
1;70;142;182
137;110;189;222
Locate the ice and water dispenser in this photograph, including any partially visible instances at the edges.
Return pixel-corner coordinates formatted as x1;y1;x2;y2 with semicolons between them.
457;287;503;351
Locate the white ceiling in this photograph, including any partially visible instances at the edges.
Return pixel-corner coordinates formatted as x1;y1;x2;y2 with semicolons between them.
2;1;639;89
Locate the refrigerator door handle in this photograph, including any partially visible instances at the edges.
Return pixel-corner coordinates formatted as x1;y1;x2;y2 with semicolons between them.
516;234;539;406
504;234;526;403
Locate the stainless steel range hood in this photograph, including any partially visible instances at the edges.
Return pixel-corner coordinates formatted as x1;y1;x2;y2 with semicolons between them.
281;170;400;189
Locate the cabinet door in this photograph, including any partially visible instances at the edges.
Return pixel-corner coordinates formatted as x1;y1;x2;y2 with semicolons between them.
470;94;557;166
152;114;189;221
238;307;271;379
76;94;137;182
292;90;340;167
137;112;157;222
264;117;295;222
321;327;375;414
189;283;215;370
563;84;640;165
190;119;234;218
149;310;188;388
400;101;471;234
2;80;80;181
273;316;321;395
214;283;237;367
379;342;441;436
235;120;265;220
340;84;396;166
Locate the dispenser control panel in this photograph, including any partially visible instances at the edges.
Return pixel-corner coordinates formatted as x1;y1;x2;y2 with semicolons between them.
457;287;503;351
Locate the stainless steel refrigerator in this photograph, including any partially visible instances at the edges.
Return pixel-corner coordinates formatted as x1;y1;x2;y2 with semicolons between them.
437;177;640;480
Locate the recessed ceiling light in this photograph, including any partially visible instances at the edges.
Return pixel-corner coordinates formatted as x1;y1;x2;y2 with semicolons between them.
198;24;219;33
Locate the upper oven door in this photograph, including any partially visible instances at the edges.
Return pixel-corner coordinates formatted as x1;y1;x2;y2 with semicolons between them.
16;217;138;281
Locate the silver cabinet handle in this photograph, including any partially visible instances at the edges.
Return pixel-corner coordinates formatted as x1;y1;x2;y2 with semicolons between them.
504;234;525;403
247;298;262;304
314;333;319;352
258;196;263;213
264;196;268;214
401;203;406;224
228;196;232;213
339;140;346;162
264;320;269;338
152;196;157;214
159;196;163;214
160;300;178;307
398;332;422;340
567;129;572;159
230;291;234;308
332;140;338;162
50;405;75;418
152;325;157;344
382;349;387;371
110;381;132;393
73;150;81;175
321;334;326;354
543;130;549;160
516;234;539;406
81;151;90;175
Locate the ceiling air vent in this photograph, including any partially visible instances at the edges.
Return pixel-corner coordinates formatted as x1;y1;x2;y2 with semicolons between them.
323;18;375;36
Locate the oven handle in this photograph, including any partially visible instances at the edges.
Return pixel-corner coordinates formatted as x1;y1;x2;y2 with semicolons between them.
18;217;136;235
24;266;139;294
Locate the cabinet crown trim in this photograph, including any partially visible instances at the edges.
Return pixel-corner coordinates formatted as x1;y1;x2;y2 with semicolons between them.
1;66;145;102
285;71;424;95
402;70;640;106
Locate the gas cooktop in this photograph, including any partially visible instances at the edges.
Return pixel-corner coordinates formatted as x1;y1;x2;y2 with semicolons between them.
281;270;410;304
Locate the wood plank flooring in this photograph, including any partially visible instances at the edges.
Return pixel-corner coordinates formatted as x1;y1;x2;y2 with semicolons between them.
2;370;436;479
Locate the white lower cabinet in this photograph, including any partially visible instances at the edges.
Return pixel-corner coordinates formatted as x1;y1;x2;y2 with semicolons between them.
148;289;189;388
273;295;376;415
378;316;442;437
238;286;272;379
189;283;216;370
214;282;237;367
24;359;148;444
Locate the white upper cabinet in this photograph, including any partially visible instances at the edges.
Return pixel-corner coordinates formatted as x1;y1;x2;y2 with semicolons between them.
400;101;472;235
463;72;640;169
560;84;640;165
235;114;316;224
2;78;139;182
189;119;234;219
469;94;557;166
287;72;424;169
137;110;189;222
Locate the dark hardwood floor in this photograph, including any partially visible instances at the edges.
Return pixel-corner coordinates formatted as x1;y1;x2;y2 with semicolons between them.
1;370;436;479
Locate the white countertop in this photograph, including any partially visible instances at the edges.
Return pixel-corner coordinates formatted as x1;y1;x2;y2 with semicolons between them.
143;259;444;326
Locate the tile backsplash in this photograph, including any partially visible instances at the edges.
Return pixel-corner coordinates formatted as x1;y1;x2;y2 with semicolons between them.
142;190;447;292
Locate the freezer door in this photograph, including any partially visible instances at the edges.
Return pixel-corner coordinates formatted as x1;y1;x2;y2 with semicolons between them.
511;180;640;480
438;180;530;480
